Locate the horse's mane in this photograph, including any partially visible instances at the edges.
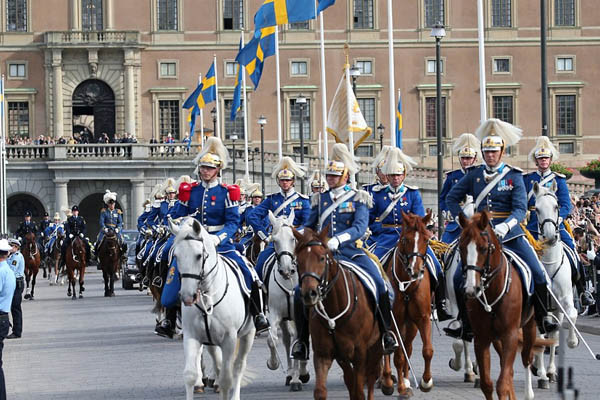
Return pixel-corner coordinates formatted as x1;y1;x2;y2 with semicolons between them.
294;228;320;254
460;211;498;246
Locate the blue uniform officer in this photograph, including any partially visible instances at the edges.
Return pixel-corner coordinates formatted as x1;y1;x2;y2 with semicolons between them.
6;239;24;339
0;238;16;400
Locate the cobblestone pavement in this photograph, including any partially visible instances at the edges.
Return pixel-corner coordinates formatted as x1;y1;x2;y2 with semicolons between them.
4;270;600;399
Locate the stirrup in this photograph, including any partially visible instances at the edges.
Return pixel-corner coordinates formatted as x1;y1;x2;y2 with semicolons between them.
254;314;270;335
290;339;309;360
152;276;163;288
382;331;399;355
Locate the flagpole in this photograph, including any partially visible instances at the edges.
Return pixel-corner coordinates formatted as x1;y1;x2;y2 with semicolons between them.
198;73;204;146
0;75;6;234
213;54;221;139
387;0;396;147
318;6;328;167
240;30;250;181
274;26;283;159
397;88;402;149
477;0;487;122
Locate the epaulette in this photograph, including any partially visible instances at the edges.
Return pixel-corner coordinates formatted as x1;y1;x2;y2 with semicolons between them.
297;193;309;200
101;208;106;212
266;192;278;199
353;189;373;208
554;172;566;179
372;185;385;193
465;165;479;171
144;205;152;213
311;192;320;207
117;209;123;214
506;164;523;173
446;168;461;177
152;199;162;208
405;184;419;190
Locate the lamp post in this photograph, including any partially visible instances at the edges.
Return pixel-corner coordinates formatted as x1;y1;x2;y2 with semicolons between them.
231;134;238;182
431;22;446;237
377;123;385;151
350;64;361;95
296;94;307;194
252;147;259;181
211;107;217;137
258;115;267;194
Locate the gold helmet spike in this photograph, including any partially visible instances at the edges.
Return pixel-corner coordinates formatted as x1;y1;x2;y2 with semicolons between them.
452;133;481;159
327;143;359;177
475;118;522;152
193;137;229;169
271;156;306;180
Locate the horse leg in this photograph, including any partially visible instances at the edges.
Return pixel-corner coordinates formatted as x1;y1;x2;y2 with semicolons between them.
449;339;463;371
495;332;518;400
474;338;494;400
110;269;115;296
522;318;537;400
231;331;256;400
24;272;31;300
313;355;334;400
71;276;77;300
218;335;237;399
266;317;280;371
351;349;367;400
464;340;478;382
417;317;434;392
366;349;383;400
205;345;222;392
379;355;394;395
103;269;110;297
30;270;38;299
546;312;561;383
183;334;202;400
79;267;85;298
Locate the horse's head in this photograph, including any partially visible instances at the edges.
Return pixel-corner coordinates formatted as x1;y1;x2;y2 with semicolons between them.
458;211;503;298
24;231;36;244
397;211;433;279
104;227;117;240
533;181;560;245
170;217;218;306
293;226;333;307
269;209;297;280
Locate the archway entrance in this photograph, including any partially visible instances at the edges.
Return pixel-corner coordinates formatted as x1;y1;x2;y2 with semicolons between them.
79;193;123;241
72;79;115;142
6;194;47;235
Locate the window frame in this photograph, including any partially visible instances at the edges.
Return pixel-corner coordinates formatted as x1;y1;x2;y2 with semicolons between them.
223;98;245;140
6;100;30;139
549;83;583;142
5;0;29;32
157;60;178;79
289;97;312;142
423;0;446;28
352;0;375;30
487;0;516;30
552;0;578;28
290;59;310;77
425;57;445;76
222;0;244;31
154;0;181;32
486;83;521;156
356;97;376;139
354;59;374;76
417;83;454;157
555;55;575;74
149;88;187;142
491;95;515;125
491;56;512;75
6;60;28;80
558;141;575;154
81;0;104;31
224;60;239;78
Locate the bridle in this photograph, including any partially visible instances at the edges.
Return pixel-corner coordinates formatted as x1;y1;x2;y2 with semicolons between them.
393;234;428;292
273;222;297;276
537;191;560;244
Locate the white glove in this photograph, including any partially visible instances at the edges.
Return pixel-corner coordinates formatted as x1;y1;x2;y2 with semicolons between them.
69;234;74;239
209;235;221;247
115;228;119;233
494;223;510;239
104;228;108;233
327;237;340;251
79;233;84;238
587;249;597;261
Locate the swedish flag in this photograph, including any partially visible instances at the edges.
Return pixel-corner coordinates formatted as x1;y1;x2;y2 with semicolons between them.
230;40;243;121
235;27;276;89
183;62;217;146
254;0;316;31
317;0;336;13
395;93;403;149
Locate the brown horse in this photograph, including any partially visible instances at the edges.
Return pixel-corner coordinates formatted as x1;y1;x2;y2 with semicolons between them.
245;234;263;265
458;211;540;400
22;232;41;300
293;227;392;400
65;237;86;299
48;230;65;285
384;211;435;398
98;228;121;297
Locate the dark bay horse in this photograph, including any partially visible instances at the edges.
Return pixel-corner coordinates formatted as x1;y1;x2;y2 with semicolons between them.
22;232;41;300
98;228;121;297
384;211;435;398
458;211;546;400
66;237;86;299
293;227;392;400
48;230;65;285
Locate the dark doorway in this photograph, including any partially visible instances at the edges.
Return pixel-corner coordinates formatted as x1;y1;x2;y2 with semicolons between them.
78;193;123;241
6;194;47;236
72;79;115;142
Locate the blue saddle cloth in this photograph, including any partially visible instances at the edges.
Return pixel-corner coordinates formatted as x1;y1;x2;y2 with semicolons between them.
335;255;379;304
502;248;534;297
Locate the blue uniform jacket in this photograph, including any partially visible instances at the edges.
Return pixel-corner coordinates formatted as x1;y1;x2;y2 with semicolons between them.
446;163;526;242
160;199;178;225
247;189;310;238
524;170;571;234
136;204;153;230
362;182;385;196
44;223;64;238
145;200;163;227
65;216;86;236
440;169;466;235
8;251;25;278
100;208;123;231
369;184;424;235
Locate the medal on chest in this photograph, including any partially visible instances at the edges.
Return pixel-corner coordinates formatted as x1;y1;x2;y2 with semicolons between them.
497;179;514;192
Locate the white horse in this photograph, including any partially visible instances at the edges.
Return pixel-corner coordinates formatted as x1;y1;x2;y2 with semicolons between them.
169;217;255;400
531;182;578;389
264;210;309;391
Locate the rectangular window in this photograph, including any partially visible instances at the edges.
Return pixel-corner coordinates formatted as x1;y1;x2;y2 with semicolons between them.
292;146;309;155
357;98;375;137
6;0;27;32
225;61;238;77
158;0;178;31
558;142;575;154
291;61;308;76
426;59;444;74
555;0;575;26
425;96;447;138
223;0;243;30
356;145;374;157
356;60;373;75
492;96;514;124
428;144;438;156
425;0;444;28
8;63;26;78
290;99;311;140
158;100;180;140
82;0;103;31
491;0;511;27
159;62;177;77
556;57;574;72
493;58;510;73
353;0;374;29
289;21;309;30
7;101;29;138
224;99;245;140
556;95;576;135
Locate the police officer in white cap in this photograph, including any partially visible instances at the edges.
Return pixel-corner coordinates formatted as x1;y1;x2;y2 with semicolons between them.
0;238;16;398
6;238;24;339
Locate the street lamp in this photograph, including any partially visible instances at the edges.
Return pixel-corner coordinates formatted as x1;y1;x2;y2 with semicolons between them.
296;94;307;194
258;115;267;194
231;134;238;183
377;123;385;151
211;107;217;137
431;22;446;237
350;64;361;95
252;146;259;181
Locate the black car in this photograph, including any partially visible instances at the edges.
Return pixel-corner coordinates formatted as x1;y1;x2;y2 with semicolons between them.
122;244;139;290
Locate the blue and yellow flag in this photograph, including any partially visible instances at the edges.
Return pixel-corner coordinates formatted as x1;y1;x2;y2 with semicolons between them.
317;0;336;13
254;0;316;30
395;93;403;149
230;40;243;121
183;61;217;146
235;27;276;89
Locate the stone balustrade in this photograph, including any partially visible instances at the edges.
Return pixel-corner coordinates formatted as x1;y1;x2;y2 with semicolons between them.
44;30;140;46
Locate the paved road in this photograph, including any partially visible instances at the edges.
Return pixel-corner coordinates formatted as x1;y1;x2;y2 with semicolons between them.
5;270;600;399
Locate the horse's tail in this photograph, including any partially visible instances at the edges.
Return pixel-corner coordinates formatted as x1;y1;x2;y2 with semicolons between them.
517;330;558;353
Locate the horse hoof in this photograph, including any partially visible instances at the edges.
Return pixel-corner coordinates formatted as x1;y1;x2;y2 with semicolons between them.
474;378;480;388
212;384;220;393
67;292;72;297
206;378;215;388
419;378;433;392
531;365;539;377
398;388;413;399
568;339;579;349
464;373;476;383
29;296;34;300
266;359;279;371
538;379;550;389
299;373;310;384
79;294;83;299
547;373;557;383
290;382;302;392
381;383;394;396
104;292;110;297
72;295;77;300
449;358;461;372
391;374;398;383
110;292;115;297
285;375;292;386
201;377;208;387
24;294;30;300
193;385;204;393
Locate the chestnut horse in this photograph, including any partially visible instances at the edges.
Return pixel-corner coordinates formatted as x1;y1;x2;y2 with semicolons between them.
384;211;435;398
293;227;392;400
48;230;65;285
65;237;86;299
22;232;41;300
97;228;121;297
458;211;539;400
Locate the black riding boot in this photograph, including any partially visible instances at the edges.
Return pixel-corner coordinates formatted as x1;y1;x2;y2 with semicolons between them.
291;291;310;360
576;276;594;307
533;284;559;334
250;281;270;334
377;293;399;355
434;278;453;322
443;290;473;342
155;306;177;339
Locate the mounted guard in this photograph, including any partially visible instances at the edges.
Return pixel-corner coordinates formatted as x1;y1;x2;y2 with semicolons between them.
362;145;392;195
61;206;91;266
15;211;38;241
44;213;64;258
95;190;127;259
308;169;328;194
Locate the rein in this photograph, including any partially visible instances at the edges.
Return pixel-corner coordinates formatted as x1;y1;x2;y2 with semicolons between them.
392;243;427;293
537;191;560;244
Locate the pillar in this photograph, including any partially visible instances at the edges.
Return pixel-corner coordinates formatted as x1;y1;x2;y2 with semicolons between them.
131;180;145;224
124;49;136;135
54;180;69;219
105;0;114;30
52;50;64;139
70;0;79;31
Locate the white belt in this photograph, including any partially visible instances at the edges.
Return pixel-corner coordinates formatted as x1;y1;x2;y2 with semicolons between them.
206;224;224;233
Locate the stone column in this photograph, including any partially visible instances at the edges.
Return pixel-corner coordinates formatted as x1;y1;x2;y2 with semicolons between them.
70;0;79;31
105;0;114;30
124;49;136;135
54;180;69;219
131;180;145;224
52;50;64;139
